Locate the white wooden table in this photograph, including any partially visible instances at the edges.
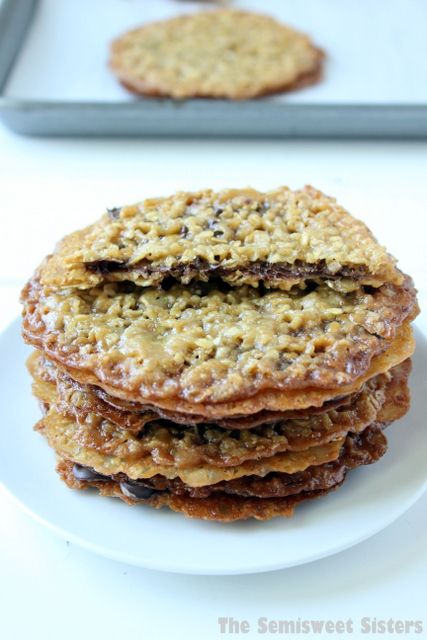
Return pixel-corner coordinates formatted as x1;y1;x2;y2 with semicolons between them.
0;124;426;640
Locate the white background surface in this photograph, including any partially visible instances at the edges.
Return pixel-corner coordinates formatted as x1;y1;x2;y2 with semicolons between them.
5;0;427;104
0;125;426;639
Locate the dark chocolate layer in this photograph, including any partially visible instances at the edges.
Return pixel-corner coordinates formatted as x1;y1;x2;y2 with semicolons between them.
85;257;370;284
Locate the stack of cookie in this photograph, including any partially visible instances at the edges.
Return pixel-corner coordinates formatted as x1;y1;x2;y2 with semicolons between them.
21;186;418;521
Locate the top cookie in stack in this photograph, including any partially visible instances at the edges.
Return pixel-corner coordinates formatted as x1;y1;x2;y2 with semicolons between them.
21;186;418;521
39;185;399;291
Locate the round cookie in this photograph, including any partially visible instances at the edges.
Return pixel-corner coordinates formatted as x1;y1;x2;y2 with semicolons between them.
109;10;323;100
22;273;417;406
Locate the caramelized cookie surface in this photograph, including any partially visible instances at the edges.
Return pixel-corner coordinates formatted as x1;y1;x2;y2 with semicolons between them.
109;11;323;100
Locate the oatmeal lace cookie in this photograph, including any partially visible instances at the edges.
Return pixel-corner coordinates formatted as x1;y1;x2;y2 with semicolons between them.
39;187;401;292
109;10;323;100
21;272;416;407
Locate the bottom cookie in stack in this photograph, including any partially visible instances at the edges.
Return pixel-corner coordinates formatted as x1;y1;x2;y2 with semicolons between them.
28;351;411;522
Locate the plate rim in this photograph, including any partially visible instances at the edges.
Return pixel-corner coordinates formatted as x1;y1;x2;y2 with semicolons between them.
2;476;427;575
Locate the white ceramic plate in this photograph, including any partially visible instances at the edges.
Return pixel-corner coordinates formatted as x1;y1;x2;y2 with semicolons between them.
1;318;426;575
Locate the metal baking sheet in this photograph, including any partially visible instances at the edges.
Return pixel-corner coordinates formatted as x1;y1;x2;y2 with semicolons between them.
1;0;427;137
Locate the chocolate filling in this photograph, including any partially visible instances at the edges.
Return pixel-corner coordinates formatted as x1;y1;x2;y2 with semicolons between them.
72;463;109;482
119;481;157;500
85;258;369;283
